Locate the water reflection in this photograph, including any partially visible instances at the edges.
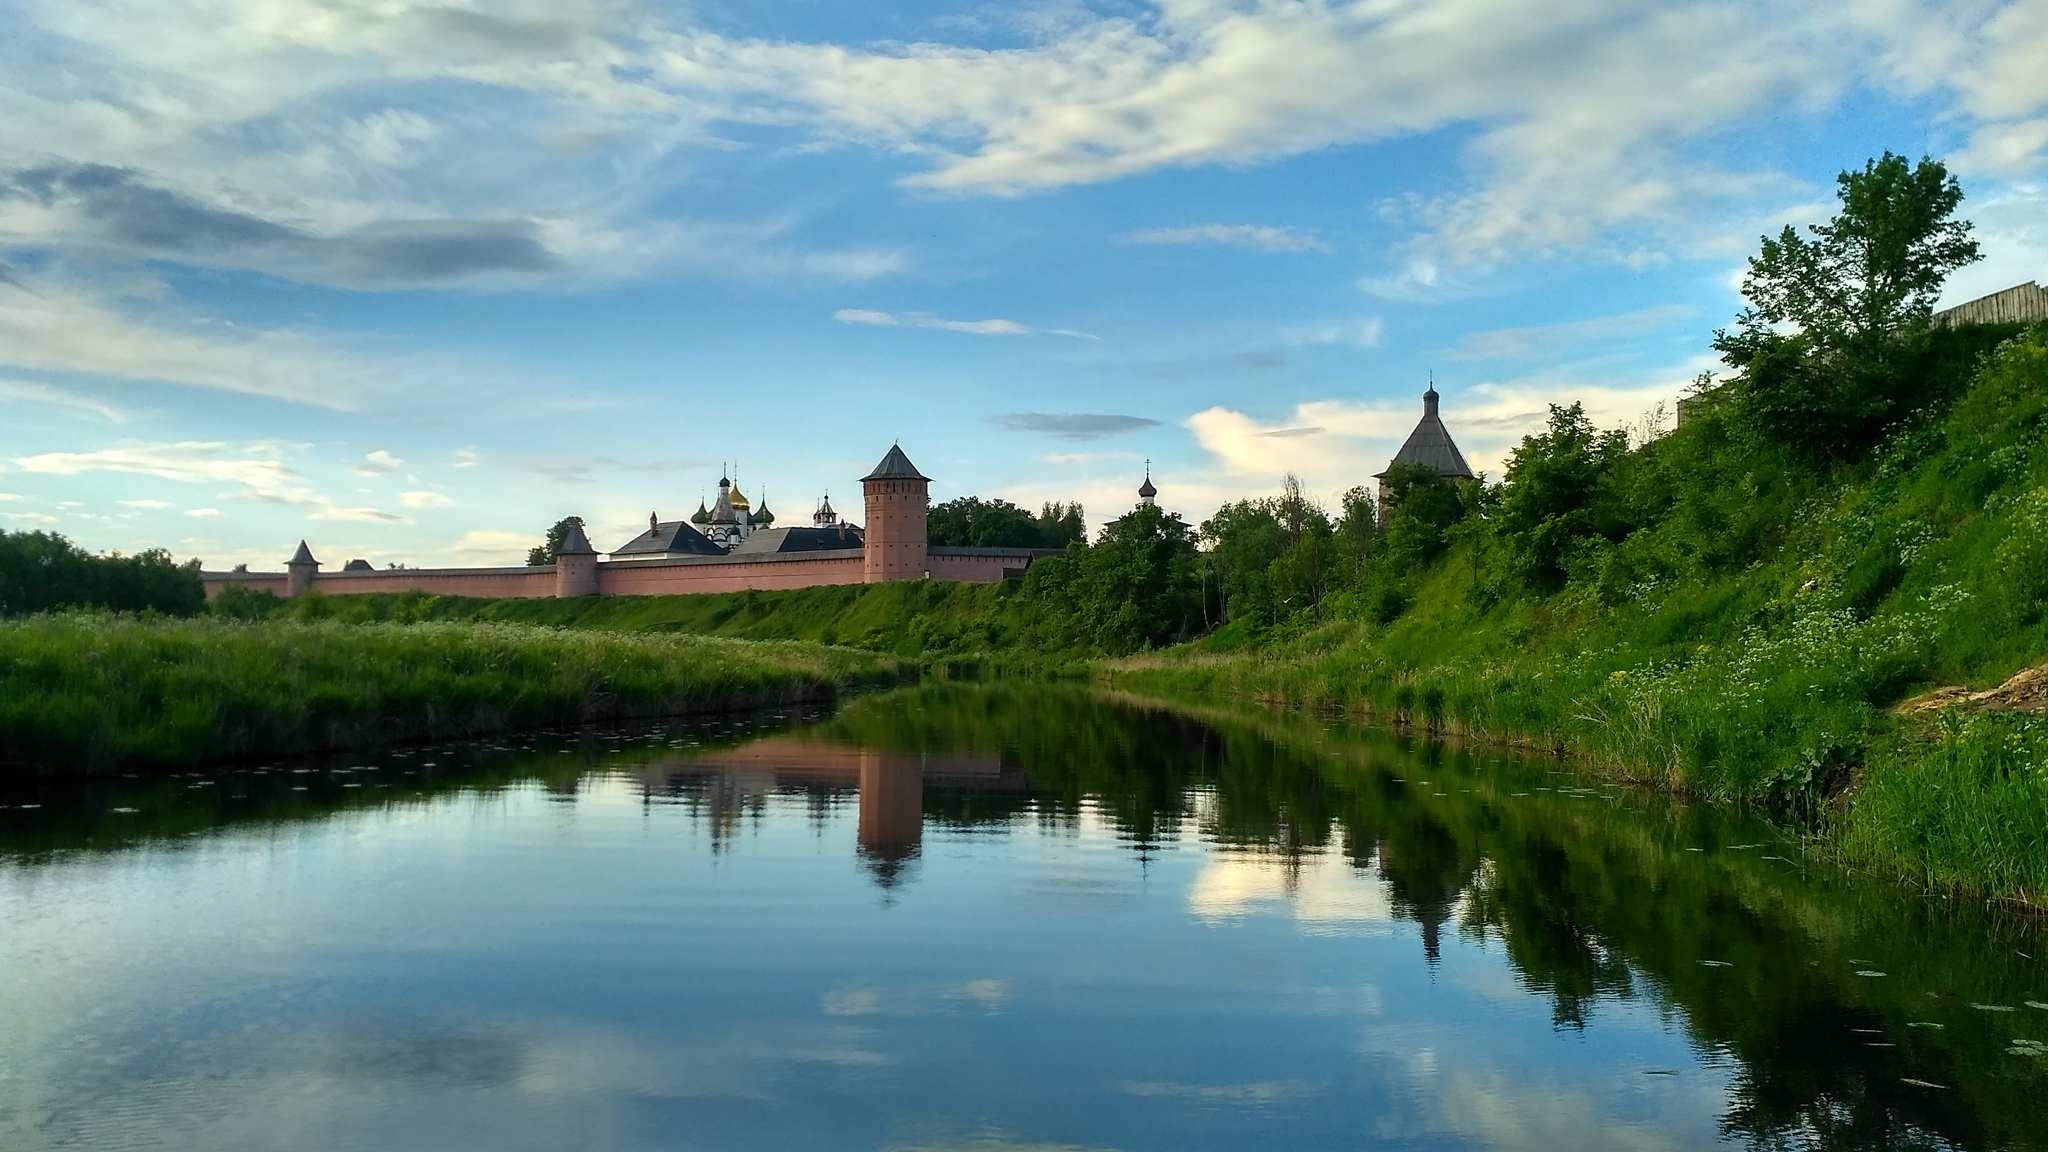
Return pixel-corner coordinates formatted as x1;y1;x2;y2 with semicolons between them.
2;684;2045;1152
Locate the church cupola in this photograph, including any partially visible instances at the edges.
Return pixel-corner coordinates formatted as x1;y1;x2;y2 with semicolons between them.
1137;461;1157;507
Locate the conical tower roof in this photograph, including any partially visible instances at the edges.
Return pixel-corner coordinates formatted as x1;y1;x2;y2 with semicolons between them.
556;520;596;556
289;540;317;565
862;444;929;482
1375;387;1475;480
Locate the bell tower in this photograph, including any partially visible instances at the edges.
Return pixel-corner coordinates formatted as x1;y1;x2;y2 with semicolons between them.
861;444;929;583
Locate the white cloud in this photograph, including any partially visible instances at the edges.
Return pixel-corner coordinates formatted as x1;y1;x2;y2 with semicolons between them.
399;490;456;509
354;450;404;475
833;308;1091;338
4;0;2040;296
0;492;21;501
4;511;61;525
1123;224;1329;253
117;498;168;508
452;448;481;469
1187;363;1698;488
14;440;405;522
184;507;220;518
0;271;407;408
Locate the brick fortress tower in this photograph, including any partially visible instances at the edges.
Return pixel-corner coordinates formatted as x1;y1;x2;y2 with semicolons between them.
861;444;929;582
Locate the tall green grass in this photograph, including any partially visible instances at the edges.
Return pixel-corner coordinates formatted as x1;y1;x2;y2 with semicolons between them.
0;615;905;774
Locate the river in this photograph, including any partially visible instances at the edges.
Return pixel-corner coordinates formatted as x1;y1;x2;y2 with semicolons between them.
2;684;2044;1150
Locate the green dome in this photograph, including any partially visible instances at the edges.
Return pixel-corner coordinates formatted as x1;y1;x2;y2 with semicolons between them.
752;502;775;527
690;501;711;525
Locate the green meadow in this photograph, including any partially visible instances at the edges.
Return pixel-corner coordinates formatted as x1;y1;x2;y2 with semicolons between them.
0;615;903;774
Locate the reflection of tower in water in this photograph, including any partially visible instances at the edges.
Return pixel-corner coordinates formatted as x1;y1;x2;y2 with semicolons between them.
857;750;924;887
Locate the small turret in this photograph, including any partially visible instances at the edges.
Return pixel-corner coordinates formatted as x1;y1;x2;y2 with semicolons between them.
285;540;319;598
1137;460;1157;507
554;519;599;597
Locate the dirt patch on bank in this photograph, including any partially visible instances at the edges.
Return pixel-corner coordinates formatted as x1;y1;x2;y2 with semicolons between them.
1897;660;2048;715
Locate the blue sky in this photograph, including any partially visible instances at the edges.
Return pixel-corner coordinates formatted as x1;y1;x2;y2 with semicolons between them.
2;0;2046;568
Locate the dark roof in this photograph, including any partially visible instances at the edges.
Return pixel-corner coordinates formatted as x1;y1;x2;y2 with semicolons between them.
1374;388;1475;480
1138;474;1157;498
730;525;865;555
289;540;317;565
556;520;597;556
342;558;374;571
609;520;729;558
862;444;929;482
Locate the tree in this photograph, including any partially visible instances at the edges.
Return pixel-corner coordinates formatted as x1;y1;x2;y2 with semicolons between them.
1491;403;1631;591
526;516;587;566
0;530;204;616
1035;501;1086;547
1022;504;1201;653
929;497;1086;548
1714;152;1980;459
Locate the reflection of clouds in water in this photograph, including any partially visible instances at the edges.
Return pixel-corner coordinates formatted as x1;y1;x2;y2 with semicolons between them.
12;1011;900;1149
821;979;1012;1017
1186;850;1397;935
1123;1079;1318;1104
1358;1022;1724;1152
901;1136;1115;1152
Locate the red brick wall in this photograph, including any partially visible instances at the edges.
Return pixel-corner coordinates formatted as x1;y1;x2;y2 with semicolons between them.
598;555;867;595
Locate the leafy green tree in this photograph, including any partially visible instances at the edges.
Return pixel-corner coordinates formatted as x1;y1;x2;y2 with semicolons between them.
0;530;204;616
526;516;588;566
1022;504;1201;652
1034;501;1087;547
1374;461;1464;571
1491;403;1631;591
929;497;1086;548
1714;152;1980;459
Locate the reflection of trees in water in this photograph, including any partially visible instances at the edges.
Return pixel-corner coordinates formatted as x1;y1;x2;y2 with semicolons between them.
821;684;2047;1152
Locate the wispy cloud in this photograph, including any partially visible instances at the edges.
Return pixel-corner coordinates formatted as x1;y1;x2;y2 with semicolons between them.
1284;318;1384;348
991;413;1160;440
354;450;405;476
0;376;130;422
834;309;1094;338
1452;305;1695;360
1122;224;1329;253
399;490;457;509
0;268;413;409
14;441;403;522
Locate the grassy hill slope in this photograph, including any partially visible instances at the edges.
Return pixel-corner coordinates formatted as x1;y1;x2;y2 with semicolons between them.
1112;326;2048;905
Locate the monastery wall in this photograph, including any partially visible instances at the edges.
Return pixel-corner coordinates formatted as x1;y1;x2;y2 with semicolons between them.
199;445;1059;604
596;551;867;596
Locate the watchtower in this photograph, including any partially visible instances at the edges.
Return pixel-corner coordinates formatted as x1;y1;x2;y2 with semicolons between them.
861;444;929;583
285;540;319;598
554;520;599;597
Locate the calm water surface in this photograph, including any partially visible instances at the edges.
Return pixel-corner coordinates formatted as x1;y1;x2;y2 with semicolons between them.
3;685;2046;1151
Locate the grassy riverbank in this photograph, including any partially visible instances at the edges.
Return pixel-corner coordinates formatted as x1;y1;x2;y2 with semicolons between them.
0;615;905;774
1106;329;2048;906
